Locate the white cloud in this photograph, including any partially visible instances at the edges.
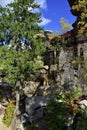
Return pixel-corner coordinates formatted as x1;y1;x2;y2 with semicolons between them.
0;0;47;9
32;0;47;12
35;0;47;9
39;17;51;26
0;0;13;6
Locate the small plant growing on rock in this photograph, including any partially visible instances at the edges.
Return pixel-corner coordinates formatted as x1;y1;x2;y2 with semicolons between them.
3;101;16;126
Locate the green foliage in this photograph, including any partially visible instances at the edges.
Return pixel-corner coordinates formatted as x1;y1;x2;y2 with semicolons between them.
3;102;16;126
0;0;41;40
65;89;81;100
44;90;82;130
46;98;67;130
76;107;87;130
72;0;87;35
0;44;45;84
0;0;45;85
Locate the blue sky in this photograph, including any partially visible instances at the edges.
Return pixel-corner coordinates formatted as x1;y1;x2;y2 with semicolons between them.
0;0;76;33
42;0;76;33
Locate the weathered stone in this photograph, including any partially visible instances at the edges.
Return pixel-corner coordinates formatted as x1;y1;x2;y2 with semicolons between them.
23;81;39;97
25;96;50;122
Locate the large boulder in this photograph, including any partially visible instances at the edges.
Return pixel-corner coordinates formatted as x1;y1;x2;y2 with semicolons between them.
25;96;50;122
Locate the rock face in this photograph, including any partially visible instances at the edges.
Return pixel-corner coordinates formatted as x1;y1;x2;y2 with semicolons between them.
0;82;12;101
56;47;79;91
25;96;50;122
12;28;87;130
23;81;39;97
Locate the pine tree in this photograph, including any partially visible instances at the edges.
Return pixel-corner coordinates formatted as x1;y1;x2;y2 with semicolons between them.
0;0;45;113
0;0;45;83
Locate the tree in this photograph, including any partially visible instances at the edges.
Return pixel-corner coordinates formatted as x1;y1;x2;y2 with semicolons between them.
0;0;46;82
60;18;72;34
72;0;87;35
0;0;45;114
